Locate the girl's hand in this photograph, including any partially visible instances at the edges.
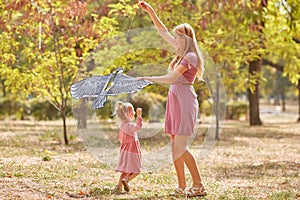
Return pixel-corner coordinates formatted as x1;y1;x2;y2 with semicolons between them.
138;1;153;14
136;108;142;117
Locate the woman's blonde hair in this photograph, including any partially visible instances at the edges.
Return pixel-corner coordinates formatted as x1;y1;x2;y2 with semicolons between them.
114;101;133;125
170;23;204;81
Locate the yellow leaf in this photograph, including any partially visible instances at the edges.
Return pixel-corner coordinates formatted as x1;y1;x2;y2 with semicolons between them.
79;190;85;195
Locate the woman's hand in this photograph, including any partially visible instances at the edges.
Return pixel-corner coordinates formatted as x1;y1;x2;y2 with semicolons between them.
138;1;153;14
136;77;151;81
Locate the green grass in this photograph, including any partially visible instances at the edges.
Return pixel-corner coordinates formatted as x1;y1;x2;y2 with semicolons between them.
268;191;295;200
0;120;299;199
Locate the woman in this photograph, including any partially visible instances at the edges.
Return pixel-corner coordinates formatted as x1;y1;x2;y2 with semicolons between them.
137;1;207;197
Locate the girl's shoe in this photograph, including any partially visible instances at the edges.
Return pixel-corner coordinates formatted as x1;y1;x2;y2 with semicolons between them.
186;186;207;197
121;179;130;192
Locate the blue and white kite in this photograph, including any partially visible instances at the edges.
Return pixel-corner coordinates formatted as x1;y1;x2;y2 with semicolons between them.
70;68;151;108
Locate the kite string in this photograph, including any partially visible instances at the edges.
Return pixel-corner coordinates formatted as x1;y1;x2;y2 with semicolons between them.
125;2;139;39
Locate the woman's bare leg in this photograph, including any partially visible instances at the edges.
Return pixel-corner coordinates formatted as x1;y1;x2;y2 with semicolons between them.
172;135;204;188
182;150;202;188
171;135;187;189
173;156;187;189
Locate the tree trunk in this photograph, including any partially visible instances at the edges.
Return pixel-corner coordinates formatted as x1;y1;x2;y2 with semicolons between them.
281;92;286;112
215;78;220;140
298;79;300;122
62;107;69;145
247;0;266;126
1;80;6;97
248;59;262;126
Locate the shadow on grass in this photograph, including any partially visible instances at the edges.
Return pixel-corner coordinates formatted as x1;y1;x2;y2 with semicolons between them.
214;161;299;180
212;123;300;149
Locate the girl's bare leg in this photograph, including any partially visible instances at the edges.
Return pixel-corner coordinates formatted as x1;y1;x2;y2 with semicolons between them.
121;172;140;192
117;173;128;189
125;172;139;182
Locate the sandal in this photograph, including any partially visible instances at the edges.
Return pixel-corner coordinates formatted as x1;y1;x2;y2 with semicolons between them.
121;179;130;192
186;186;207;198
170;187;186;196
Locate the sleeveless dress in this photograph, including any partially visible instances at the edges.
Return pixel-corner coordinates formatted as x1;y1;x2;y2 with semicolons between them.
116;117;143;173
165;52;199;136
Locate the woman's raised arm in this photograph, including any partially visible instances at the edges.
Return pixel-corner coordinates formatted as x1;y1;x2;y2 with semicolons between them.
138;1;177;49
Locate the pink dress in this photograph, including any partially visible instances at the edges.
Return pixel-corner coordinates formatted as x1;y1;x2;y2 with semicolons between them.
116;117;143;173
165;52;199;136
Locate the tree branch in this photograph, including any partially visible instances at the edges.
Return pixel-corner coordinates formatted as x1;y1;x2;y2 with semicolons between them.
293;37;300;44
262;58;284;72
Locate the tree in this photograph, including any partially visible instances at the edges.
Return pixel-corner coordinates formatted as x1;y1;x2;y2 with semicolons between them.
0;0;119;144
264;0;300;121
125;0;267;128
245;0;269;126
192;0;267;127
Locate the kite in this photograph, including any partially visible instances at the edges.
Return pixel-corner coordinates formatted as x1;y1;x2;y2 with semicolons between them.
70;68;151;108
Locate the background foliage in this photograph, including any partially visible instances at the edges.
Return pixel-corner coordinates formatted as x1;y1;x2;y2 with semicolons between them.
0;0;299;143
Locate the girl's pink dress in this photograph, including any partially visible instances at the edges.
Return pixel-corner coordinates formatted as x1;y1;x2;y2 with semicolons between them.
165;52;199;136
116;117;143;173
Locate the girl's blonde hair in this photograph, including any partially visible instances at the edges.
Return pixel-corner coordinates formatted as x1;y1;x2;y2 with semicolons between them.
114;101;133;125
170;23;205;81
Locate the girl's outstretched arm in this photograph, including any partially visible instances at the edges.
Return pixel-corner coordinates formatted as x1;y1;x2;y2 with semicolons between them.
138;1;177;49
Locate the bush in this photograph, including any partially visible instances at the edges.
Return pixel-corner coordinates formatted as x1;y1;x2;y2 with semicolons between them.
130;93;156;120
132;92;167;122
29;99;62;120
0;97;72;120
226;102;248;120
91;92;167;121
200;100;213;116
94;99;113;119
0;97;30;120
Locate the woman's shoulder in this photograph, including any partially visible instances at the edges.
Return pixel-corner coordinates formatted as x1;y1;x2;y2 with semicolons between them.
184;52;197;60
182;52;198;65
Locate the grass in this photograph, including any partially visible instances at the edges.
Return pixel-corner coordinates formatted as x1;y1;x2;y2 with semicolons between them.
0;117;299;200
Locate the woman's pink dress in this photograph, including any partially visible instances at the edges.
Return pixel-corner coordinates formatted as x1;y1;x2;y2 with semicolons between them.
116;117;143;173
165;52;199;136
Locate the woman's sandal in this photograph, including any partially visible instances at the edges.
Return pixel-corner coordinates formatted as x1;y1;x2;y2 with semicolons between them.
121;179;130;192
174;188;185;195
186;186;207;198
170;187;186;196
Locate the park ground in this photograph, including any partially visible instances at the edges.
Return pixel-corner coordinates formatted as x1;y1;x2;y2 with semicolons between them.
0;105;299;200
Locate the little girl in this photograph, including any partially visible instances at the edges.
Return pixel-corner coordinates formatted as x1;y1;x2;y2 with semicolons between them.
114;101;143;192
